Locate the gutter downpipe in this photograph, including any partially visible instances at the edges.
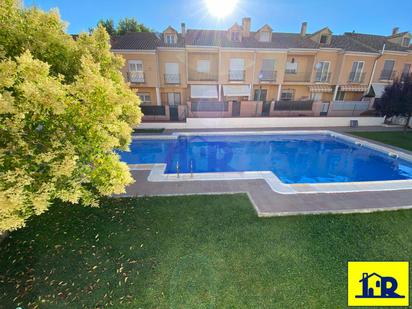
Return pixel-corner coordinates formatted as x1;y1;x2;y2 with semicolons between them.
368;44;385;90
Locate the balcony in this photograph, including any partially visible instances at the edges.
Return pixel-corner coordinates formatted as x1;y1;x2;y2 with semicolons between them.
188;71;217;81
164;73;180;84
314;72;331;83
380;70;397;81
229;70;245;81
127;71;145;84
284;71;312;82
259;70;277;82
348;71;366;83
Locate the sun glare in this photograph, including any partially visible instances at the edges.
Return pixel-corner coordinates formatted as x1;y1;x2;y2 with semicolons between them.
205;0;239;18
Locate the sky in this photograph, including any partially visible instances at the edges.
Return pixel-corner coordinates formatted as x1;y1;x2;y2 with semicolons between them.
26;0;412;36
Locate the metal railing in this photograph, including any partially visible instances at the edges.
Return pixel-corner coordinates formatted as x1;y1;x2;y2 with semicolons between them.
191;102;228;112
314;72;331;83
140;105;166;116
379;70;397;81
188;71;218;81
348;71;366;83
127;71;145;83
284;71;312;82
274;100;314;111
259;70;277;82
164;73;180;84
229;70;245;81
331;101;369;111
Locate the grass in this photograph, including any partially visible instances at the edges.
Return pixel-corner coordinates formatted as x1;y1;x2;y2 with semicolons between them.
350;131;412;151
133;128;165;134
1;194;412;308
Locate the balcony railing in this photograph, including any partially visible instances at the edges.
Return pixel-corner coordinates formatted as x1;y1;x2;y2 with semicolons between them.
380;70;397;81
314;72;331;83
284;71;312;82
188;71;217;81
259;70;277;82
127;71;145;83
348;71;366;83
164;73;180;84
229;70;245;81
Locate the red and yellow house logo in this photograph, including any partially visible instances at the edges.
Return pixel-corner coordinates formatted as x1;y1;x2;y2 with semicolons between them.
348;261;409;307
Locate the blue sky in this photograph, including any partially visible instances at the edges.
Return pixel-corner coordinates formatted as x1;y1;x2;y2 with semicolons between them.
26;0;412;36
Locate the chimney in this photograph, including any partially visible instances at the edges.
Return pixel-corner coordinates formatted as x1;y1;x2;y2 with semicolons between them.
300;22;307;37
242;17;251;37
392;27;399;36
181;22;186;37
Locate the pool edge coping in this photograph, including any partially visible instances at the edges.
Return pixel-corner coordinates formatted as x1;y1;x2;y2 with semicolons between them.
128;130;412;195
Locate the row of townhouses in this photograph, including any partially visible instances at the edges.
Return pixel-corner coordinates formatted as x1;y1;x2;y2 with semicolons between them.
110;18;412;120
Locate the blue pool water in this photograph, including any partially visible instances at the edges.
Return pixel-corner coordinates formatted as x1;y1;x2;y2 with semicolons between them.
119;134;412;184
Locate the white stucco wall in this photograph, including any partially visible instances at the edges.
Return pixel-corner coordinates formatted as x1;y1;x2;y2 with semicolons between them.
137;117;384;129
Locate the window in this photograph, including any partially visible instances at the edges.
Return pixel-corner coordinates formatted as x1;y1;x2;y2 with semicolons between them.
165;62;179;83
254;89;267;101
310;92;322;101
166;92;181;106
128;60;143;72
261;59;275;71
128;60;144;83
349;61;364;82
196;60;210;73
280;89;295;101
335;88;345;101
402;37;410;47
380;60;395;80
315;61;330;82
229;58;245;80
320;35;328;44
138;93;151;105
259;31;271;42
402;64;411;79
285;61;298;74
231;31;240;41
165;34;176;44
260;59;276;80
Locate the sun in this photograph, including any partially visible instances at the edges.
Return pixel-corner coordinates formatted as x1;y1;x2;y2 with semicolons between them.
205;0;239;18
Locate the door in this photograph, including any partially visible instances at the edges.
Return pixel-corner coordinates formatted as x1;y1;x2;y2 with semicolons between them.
254;89;267;101
320;102;330;116
167;92;180;106
261;101;271;116
232;101;241;117
169;106;179;121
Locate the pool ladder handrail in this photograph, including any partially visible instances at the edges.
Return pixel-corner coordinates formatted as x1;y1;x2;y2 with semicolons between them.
176;161;180;178
190;160;193;178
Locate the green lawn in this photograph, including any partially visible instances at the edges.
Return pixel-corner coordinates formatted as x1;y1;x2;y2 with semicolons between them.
1;195;412;308
350;131;412;151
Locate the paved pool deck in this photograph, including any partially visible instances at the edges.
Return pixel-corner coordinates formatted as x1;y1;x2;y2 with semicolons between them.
120;126;412;216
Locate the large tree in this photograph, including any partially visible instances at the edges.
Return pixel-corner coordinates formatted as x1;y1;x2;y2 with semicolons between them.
93;17;151;36
116;17;151;35
375;74;412;130
97;18;116;36
0;0;142;232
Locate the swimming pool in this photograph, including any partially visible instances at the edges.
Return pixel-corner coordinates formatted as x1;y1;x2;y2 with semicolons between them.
119;131;412;194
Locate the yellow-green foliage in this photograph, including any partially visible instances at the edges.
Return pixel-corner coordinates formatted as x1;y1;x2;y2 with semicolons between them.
0;0;142;232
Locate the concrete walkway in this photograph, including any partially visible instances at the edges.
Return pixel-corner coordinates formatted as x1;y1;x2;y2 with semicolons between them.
122;127;412;216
